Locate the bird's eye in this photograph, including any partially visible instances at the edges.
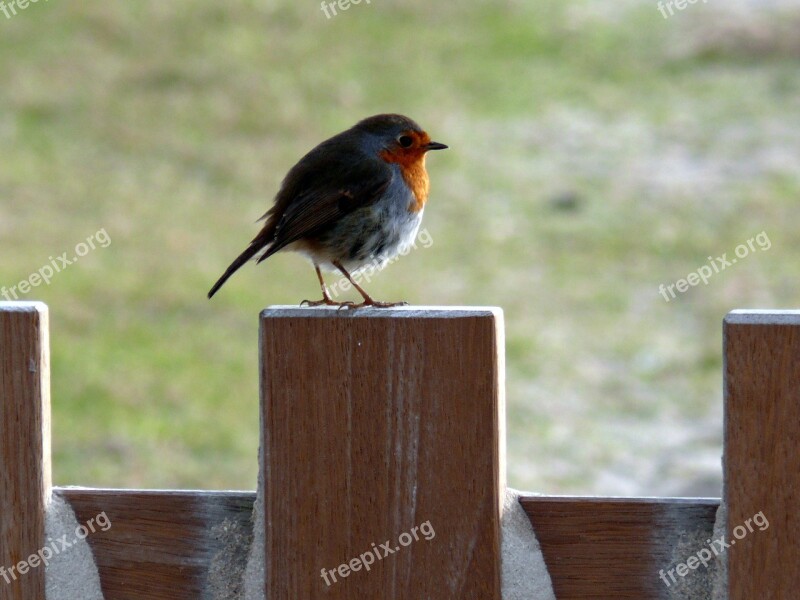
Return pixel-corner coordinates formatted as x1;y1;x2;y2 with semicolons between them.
397;135;414;148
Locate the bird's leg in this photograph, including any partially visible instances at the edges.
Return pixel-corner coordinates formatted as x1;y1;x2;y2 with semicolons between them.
301;265;353;307
332;260;407;308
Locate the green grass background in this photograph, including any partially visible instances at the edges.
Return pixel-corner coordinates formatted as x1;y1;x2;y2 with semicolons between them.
1;0;798;494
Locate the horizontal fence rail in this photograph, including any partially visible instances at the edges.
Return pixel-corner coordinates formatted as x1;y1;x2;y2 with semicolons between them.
59;489;720;600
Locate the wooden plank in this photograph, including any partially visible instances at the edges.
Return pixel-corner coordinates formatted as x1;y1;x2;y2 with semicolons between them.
0;302;51;599
59;489;722;599
260;307;505;599
521;496;720;599
61;489;255;600
724;311;800;599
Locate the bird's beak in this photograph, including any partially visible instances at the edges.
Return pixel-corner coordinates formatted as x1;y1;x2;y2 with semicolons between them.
425;141;448;151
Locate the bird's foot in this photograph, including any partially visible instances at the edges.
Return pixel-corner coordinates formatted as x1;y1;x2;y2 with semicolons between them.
353;300;409;309
300;298;351;308
300;297;408;310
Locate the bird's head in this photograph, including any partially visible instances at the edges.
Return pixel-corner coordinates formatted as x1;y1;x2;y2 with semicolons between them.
354;114;447;165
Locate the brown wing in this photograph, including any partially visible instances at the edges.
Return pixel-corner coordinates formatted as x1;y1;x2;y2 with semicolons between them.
257;153;392;262
207;145;391;298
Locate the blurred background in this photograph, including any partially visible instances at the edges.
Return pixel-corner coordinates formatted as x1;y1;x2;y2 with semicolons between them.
1;0;797;495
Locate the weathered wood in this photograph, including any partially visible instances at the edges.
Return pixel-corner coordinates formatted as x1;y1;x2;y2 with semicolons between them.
260;307;505;599
0;302;51;599
522;496;720;599
12;302;791;598
59;489;722;599
61;489;255;600
724;311;800;599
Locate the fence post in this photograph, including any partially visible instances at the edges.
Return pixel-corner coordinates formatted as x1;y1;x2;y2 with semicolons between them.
260;306;505;599
724;310;800;598
0;302;51;599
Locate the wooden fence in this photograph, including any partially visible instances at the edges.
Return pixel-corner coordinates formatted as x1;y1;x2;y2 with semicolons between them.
1;302;798;598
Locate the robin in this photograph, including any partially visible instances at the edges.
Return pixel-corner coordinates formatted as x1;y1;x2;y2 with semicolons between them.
207;114;447;307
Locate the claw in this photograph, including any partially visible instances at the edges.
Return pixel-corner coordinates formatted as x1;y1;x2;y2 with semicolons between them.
300;298;408;309
352;300;409;309
300;298;345;307
306;262;408;310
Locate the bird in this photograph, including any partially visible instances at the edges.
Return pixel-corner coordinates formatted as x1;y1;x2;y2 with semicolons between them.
207;114;447;307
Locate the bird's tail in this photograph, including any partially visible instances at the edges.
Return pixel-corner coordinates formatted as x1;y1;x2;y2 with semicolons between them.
207;242;267;298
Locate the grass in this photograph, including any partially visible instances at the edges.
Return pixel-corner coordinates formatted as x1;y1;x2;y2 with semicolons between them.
1;0;798;493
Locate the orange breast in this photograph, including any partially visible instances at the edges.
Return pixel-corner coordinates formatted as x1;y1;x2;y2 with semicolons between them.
379;150;430;213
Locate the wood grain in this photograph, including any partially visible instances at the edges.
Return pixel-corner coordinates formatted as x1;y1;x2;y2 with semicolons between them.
0;302;51;600
62;489;255;600
7;303;775;597
522;496;720;599
58;489;722;598
724;311;800;599
260;306;505;599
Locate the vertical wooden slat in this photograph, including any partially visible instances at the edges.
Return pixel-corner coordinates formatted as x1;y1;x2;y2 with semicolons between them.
724;310;800;598
261;307;504;599
0;302;51;599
